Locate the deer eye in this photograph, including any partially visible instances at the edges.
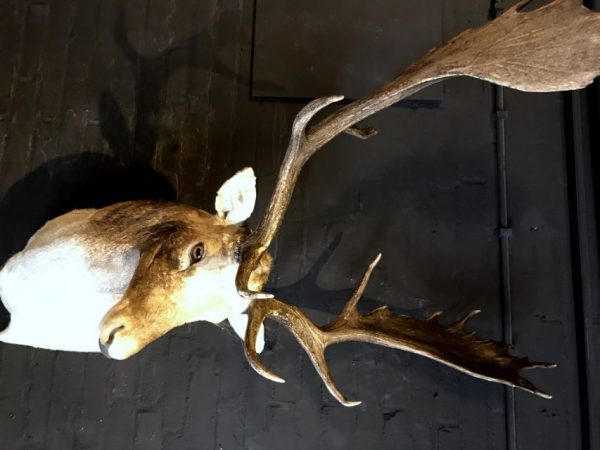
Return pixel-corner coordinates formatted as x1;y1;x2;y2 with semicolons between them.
190;243;205;264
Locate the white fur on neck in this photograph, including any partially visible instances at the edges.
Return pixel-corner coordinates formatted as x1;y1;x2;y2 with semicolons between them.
0;238;139;352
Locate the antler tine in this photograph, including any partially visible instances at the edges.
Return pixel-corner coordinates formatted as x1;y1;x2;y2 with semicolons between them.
245;298;361;407
245;255;555;406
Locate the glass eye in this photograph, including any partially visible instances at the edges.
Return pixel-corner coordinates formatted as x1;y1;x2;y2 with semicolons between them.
190;243;205;264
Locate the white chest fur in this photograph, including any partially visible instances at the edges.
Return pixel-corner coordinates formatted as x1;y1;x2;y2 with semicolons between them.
0;239;139;352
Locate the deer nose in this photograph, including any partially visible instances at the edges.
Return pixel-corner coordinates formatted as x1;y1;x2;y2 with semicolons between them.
99;325;125;358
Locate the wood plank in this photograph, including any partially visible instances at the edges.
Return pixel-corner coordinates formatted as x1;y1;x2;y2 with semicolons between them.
505;89;583;450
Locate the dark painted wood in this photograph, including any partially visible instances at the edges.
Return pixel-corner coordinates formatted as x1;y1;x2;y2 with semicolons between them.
0;0;592;449
504;90;582;449
564;79;600;450
252;0;443;100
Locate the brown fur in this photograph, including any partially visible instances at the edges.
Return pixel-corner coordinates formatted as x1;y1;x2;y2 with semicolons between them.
59;200;272;358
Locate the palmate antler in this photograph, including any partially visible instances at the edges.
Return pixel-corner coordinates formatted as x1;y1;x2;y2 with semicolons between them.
245;255;555;406
236;0;600;405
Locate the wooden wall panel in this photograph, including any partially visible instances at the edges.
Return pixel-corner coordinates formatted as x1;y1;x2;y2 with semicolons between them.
0;0;592;449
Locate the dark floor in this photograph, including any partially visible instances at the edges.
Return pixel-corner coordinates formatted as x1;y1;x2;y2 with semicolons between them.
0;1;598;449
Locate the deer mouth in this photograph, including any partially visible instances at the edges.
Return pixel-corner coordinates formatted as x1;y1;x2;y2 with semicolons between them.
234;244;242;263
235;228;250;264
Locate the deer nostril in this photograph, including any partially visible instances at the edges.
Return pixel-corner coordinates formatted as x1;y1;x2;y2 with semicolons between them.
98;325;125;358
106;325;124;345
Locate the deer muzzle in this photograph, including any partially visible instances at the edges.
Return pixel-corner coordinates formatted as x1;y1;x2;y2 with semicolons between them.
98;322;138;359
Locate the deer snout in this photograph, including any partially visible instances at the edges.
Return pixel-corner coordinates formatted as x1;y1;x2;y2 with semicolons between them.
98;324;125;358
98;321;138;360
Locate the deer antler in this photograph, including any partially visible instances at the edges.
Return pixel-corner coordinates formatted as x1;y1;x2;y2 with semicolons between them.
244;255;555;407
237;0;600;295
236;0;600;403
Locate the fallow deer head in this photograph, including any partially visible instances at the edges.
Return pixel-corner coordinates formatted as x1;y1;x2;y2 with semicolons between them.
96;168;271;359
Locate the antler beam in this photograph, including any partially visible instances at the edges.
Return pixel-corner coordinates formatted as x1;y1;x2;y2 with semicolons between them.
244;255;555;407
237;0;600;295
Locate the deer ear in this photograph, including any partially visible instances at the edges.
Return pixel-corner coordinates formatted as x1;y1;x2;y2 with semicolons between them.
215;167;256;224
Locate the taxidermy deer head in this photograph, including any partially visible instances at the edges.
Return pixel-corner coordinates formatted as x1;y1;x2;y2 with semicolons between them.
0;0;599;406
0;167;271;359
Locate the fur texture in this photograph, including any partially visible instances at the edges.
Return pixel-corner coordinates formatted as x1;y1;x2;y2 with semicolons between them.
0;168;268;357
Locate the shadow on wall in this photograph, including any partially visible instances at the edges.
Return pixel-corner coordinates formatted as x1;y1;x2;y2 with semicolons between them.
0;4;277;330
0;7;197;326
267;142;500;318
0;7;191;264
0;1;262;258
